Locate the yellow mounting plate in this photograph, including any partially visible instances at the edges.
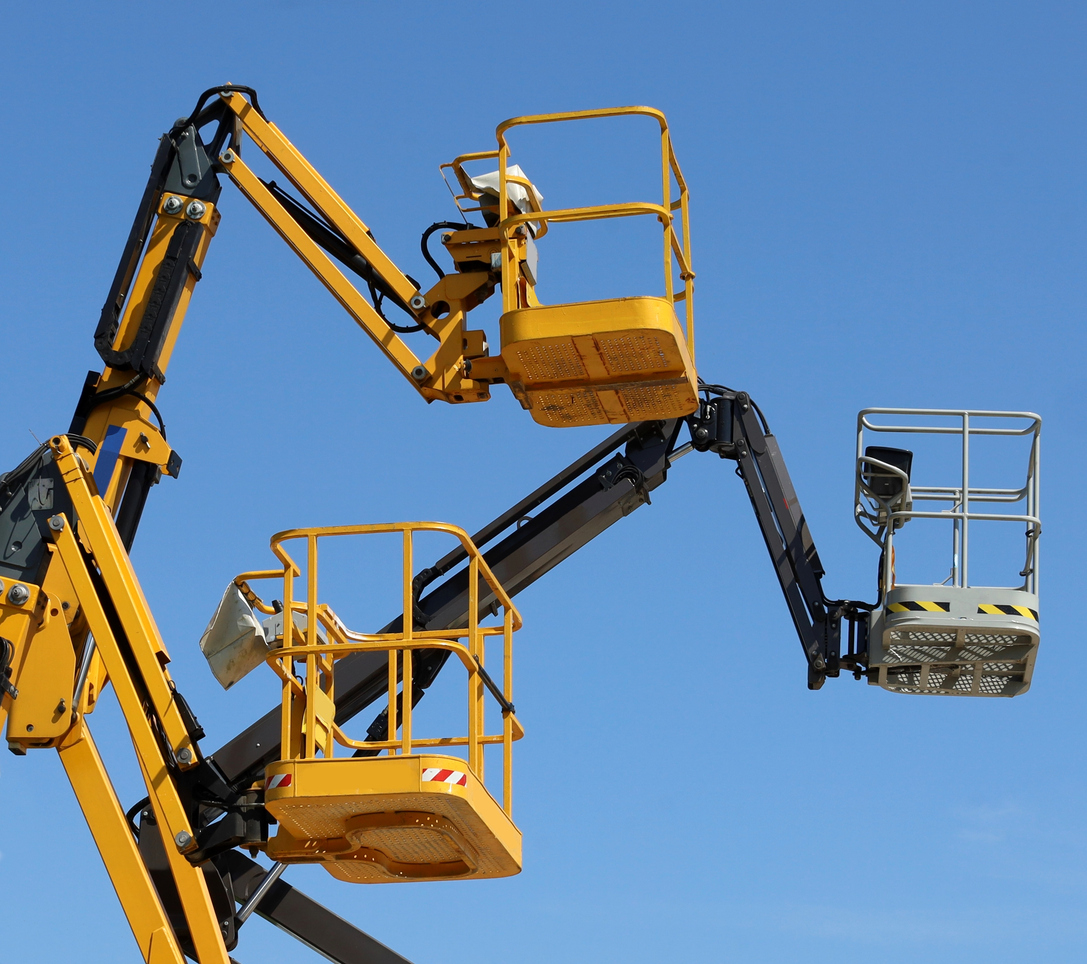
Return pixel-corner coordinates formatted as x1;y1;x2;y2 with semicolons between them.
500;296;699;427
263;755;522;883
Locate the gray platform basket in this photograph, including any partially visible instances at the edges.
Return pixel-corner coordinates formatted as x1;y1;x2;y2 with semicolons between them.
855;409;1041;697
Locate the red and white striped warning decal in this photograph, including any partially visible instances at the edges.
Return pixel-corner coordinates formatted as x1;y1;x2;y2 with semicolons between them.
422;767;467;787
265;773;293;790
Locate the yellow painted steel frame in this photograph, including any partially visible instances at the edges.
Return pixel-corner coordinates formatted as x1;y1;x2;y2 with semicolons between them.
235;522;523;818
213;91;499;405
0;435;231;964
483;107;695;356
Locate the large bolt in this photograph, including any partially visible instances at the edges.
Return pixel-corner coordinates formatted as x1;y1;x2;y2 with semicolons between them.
47;515;65;532
185;200;206;220
163;196;183;215
409;294;427;311
411;366;428;383
177;747;193;764
175;831;193;850
7;584;30;605
220;150;235;164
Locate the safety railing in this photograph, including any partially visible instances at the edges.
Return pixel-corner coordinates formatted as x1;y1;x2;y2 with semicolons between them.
234;522;523;815
855;409;1041;593
442;107;695;355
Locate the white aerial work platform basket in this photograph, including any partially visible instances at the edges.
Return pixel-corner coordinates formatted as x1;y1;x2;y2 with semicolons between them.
855;409;1041;697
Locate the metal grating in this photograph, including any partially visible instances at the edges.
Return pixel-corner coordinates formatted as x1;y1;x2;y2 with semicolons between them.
960;643;1012;659
977;674;1019;695
532;389;608;426
889;630;958;645
533;388;605;425
618;383;687;419
884;661;1024;696
596;333;670;374
886;645;952;663
964;633;1029;647
514;342;586;382
350;825;463;864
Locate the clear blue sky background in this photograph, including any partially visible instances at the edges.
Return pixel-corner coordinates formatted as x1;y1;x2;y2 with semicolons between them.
1;3;1084;962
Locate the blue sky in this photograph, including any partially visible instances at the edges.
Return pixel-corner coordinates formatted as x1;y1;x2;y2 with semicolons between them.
0;2;1084;962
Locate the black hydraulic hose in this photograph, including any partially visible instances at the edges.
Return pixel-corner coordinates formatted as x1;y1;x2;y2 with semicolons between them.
65;435;98;455
262;179;429;334
420;221;478;280
83;376;167;441
126;392;166;440
125;796;150;839
173;85;266;133
0;636;17;699
88;373;144;407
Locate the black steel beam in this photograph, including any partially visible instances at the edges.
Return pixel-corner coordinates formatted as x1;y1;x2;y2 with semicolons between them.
215;851;413;964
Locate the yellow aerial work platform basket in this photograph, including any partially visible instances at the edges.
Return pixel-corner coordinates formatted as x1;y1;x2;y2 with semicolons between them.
444;107;699;427
233;522;523;883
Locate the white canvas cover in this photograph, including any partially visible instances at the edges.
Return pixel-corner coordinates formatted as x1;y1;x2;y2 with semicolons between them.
469;164;543;214
199;583;269;690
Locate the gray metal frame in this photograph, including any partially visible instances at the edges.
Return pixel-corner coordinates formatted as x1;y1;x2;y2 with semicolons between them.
855;408;1041;595
855;408;1042;698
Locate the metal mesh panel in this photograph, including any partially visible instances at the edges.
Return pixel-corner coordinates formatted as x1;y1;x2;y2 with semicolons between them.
350;825;463;864
978;674;1019;695
960;643;1011;659
617;384;688;419
964;633;1029;647
596;333;670;374
886;645;952;663
884;661;1025;696
889;630;958;645
532;388;605;425
514;342;585;381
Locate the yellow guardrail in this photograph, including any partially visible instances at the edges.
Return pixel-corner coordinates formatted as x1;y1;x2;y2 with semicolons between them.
235;521;522;816
442;107;695;355
497;107;694;352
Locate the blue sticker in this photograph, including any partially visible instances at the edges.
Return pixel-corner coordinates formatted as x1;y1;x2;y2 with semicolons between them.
92;424;127;495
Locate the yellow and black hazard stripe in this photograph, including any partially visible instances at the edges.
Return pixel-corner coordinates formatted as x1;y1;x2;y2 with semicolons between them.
978;604;1038;621
887;600;951;613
